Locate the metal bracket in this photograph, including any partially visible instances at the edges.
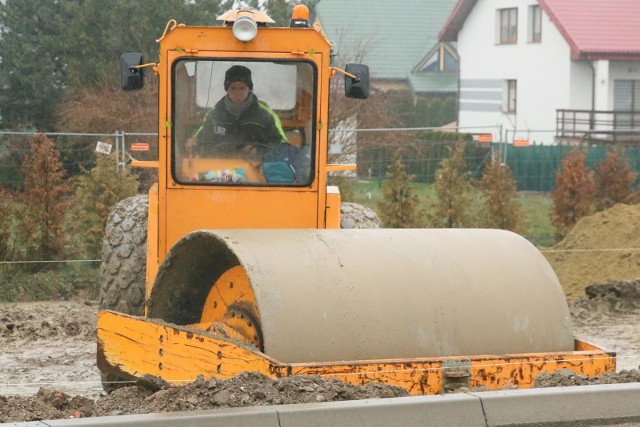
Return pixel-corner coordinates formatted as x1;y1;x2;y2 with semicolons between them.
442;359;471;392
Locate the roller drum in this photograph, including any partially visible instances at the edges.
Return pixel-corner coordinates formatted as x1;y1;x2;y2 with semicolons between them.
148;228;574;363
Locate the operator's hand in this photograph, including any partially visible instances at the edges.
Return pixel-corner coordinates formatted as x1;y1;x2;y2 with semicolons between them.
186;138;197;152
241;144;258;157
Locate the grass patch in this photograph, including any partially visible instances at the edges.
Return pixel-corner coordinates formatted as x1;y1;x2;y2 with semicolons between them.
0;263;100;302
517;192;555;247
345;180;555;247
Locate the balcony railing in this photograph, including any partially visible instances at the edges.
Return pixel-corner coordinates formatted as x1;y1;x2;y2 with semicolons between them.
556;109;640;144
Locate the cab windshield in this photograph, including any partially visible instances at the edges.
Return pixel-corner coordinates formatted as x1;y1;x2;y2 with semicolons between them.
172;59;316;186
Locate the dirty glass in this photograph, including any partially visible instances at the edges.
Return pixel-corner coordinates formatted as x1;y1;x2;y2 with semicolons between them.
172;59;315;186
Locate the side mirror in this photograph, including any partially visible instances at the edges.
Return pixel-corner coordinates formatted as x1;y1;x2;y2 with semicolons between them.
120;53;145;91
344;63;369;99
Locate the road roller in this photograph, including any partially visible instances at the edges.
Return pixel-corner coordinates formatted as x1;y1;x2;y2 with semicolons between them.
97;6;614;394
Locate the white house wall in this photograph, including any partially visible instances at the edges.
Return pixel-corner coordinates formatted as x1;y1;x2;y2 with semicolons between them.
569;61;593;110
592;60;609;112
457;0;584;144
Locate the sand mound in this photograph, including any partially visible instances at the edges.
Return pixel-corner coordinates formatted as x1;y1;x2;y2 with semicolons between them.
544;203;640;300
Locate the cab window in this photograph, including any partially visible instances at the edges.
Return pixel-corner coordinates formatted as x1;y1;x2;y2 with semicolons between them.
172;59;316;186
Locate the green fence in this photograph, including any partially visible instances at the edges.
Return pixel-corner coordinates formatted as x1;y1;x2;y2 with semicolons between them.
354;135;640;193
497;143;640;192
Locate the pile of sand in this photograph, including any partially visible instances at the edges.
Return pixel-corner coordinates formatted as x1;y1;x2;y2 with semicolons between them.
544;203;640;300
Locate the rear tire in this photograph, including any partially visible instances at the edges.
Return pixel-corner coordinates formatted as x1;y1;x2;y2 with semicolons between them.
99;194;149;393
99;194;148;315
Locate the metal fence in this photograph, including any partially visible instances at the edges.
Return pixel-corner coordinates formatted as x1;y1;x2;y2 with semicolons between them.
2;128;640;193
0;131;158;189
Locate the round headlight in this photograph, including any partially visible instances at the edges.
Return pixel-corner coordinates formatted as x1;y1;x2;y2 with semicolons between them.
233;16;258;42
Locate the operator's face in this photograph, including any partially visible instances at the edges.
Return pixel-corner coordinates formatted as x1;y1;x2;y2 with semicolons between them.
227;81;251;103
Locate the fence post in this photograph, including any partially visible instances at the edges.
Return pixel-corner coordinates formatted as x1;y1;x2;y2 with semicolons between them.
114;131;120;171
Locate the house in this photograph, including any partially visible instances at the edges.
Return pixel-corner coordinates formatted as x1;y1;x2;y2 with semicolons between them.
439;0;640;145
315;0;459;98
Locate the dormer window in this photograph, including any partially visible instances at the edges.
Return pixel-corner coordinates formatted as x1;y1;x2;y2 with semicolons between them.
419;43;459;73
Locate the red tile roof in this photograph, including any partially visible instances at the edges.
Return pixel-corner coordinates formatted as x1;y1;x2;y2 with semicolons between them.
440;0;640;60
540;0;640;60
439;0;477;42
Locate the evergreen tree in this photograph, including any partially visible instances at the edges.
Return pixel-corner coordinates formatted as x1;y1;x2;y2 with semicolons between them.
0;1;70;129
429;142;474;228
479;158;522;232
551;149;595;240
377;156;422;228
594;149;636;211
18;134;71;262
0;0;233;130
264;0;293;26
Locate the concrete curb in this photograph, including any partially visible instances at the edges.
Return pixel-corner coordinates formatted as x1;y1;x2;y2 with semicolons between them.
6;383;640;427
473;382;640;426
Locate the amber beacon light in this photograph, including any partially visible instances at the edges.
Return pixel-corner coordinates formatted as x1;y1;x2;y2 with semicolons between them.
290;5;310;28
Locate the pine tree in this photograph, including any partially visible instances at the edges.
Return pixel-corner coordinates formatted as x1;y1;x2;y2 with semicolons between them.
594;149;636;211
18;134;71;262
429;142;474;228
551;149;595;240
480;158;522;232
377;156;422;228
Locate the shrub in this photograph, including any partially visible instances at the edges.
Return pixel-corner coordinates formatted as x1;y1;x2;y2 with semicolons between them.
71;153;139;258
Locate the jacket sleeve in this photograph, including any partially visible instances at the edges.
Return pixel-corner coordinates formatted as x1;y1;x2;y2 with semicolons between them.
258;101;288;146
193;109;216;144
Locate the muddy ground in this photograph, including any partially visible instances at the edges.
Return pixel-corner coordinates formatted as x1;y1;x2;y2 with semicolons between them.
2;203;640;422
2;283;640;423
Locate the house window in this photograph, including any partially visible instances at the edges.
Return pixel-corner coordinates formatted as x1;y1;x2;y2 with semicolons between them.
503;80;517;113
498;8;518;44
528;5;542;43
614;80;640;129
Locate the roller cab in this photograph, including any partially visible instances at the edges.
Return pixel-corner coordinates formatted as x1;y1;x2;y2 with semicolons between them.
99;7;614;395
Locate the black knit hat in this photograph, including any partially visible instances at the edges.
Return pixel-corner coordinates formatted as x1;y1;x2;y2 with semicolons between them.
224;65;253;91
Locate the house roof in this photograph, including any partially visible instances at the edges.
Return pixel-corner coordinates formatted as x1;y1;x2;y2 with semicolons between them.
439;0;640;60
315;0;458;81
408;72;458;94
539;0;640;60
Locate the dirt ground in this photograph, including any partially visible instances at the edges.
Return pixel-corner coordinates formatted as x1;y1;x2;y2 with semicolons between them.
2;203;640;422
544;203;640;300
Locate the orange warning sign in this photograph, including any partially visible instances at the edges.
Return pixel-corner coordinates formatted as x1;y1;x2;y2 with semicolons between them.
513;139;530;147
130;143;150;151
476;134;493;143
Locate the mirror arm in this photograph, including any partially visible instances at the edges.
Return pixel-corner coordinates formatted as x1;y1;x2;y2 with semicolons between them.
331;66;359;82
130;63;158;73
